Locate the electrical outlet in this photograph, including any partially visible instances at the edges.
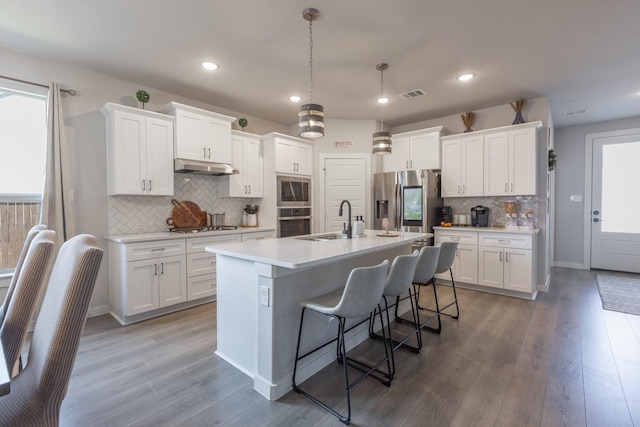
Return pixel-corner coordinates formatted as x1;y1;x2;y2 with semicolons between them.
260;286;270;307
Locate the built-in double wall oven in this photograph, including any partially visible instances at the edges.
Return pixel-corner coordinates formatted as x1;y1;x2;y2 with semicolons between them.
277;176;311;238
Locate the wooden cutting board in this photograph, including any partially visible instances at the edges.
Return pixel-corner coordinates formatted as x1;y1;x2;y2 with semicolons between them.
166;199;207;228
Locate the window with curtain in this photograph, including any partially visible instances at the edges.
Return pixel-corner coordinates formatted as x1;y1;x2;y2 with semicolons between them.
0;87;47;273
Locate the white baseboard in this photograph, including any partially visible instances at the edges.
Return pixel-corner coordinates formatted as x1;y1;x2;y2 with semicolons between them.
553;261;589;270
537;274;551;293
87;304;111;318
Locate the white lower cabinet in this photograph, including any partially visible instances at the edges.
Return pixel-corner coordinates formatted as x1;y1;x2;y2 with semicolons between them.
435;230;478;284
478;233;534;292
186;234;242;301
434;228;537;298
110;239;187;322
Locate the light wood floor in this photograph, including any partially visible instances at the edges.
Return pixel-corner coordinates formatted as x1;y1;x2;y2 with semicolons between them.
55;267;640;426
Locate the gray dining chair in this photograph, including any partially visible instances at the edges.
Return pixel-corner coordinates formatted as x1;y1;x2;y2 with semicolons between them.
0;234;103;427
0;224;47;326
0;230;56;376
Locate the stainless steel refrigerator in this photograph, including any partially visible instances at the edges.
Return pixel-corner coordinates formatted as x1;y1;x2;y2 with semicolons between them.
373;170;442;234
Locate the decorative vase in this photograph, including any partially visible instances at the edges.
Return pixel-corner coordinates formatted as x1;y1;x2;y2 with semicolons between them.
513;111;525;125
247;214;258;226
461;112;475;133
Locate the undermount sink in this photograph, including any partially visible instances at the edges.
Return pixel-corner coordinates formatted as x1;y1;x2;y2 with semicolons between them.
296;233;347;242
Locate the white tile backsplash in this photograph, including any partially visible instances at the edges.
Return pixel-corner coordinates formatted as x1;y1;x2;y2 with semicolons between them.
444;196;538;228
108;174;260;235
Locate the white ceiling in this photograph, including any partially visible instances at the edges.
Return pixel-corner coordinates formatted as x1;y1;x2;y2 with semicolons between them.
1;0;640;129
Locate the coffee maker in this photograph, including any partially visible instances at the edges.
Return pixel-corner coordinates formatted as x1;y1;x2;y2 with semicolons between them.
470;206;490;227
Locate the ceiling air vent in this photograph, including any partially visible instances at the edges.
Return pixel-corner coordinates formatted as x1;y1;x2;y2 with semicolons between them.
400;89;426;99
564;108;589;117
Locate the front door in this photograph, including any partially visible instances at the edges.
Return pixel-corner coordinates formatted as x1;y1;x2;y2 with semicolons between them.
590;129;640;273
322;157;367;233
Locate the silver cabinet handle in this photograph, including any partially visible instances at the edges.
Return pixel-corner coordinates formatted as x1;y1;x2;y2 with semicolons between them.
203;147;206;158
458;185;461;195
463;185;466;194
498;239;510;244
499;251;503;262
505;183;508;193
208;148;211;159
505;252;509;262
248;185;251;194
154;263;158;276
161;262;164;274
142;179;146;191
148;180;152;191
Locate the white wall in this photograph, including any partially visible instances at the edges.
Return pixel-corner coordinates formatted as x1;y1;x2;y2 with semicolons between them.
554;116;640;268
392;97;550;134
1;46;288;317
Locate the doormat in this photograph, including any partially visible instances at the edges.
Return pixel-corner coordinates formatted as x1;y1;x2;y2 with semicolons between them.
596;274;640;316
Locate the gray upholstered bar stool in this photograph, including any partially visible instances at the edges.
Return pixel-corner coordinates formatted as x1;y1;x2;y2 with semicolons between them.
368;250;420;377
414;242;459;333
292;259;390;425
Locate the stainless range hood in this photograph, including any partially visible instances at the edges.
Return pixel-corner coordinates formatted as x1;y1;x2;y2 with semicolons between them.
174;158;239;176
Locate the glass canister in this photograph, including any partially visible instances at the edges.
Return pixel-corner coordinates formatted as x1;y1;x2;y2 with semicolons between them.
517;197;535;229
504;200;518;228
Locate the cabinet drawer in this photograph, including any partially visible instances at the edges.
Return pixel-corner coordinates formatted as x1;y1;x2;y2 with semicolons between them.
187;274;216;301
126;239;185;262
187;252;216;277
186;234;242;253
478;233;532;249
435;230;478;245
242;231;275;241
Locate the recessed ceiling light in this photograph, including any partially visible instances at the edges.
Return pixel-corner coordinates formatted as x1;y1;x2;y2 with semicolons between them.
289;95;301;102
201;61;218;71
457;73;475;82
377;96;390;104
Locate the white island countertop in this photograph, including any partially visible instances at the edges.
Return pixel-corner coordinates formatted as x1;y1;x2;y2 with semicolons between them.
206;230;430;269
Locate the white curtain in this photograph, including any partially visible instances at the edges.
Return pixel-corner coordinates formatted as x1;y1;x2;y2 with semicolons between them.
40;82;73;247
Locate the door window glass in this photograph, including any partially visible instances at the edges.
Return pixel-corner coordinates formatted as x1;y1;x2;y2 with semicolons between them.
601;141;640;233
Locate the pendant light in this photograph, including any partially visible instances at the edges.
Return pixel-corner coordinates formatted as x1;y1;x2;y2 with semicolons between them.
372;63;392;154
298;8;325;139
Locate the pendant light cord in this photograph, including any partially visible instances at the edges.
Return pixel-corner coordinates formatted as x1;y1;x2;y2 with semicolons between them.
308;18;314;104
379;67;385;132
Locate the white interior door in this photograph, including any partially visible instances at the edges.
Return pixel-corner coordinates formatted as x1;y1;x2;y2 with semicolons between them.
590;131;640;272
322;157;367;233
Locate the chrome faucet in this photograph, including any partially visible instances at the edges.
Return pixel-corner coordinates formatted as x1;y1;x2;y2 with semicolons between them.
339;200;352;238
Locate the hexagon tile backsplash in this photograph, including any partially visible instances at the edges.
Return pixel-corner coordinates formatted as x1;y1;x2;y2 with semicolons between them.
108;174;260;235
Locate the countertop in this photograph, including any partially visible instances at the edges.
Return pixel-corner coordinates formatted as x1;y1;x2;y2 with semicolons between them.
105;226;276;243
206;230;430;269
433;225;539;234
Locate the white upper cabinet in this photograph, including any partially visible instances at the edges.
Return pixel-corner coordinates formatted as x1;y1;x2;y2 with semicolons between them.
484;123;538;196
442;121;541;198
262;133;313;176
159;102;235;164
382;126;445;172
219;131;263;198
441;133;484;197
102;102;174;196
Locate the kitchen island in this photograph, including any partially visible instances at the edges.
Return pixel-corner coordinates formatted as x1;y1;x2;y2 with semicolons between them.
205;230;430;400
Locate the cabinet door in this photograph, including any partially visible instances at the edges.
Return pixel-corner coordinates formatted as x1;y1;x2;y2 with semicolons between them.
503;249;533;292
204;116;232;163
382;136;410;172
226;135;246;197
483;131;509;196
441;138;462;197
126;259;159;315
175;111;206;161
455;244;478;284
294;142;313;175
187;252;216;277
157;255;187;307
275;139;295;173
110;110;146;195
509;127;537;195
411;132;440;170
145;117;175;196
478;246;503;288
461;134;484;197
245;136;263;197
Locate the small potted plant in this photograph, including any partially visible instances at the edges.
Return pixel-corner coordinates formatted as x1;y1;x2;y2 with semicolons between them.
136;90;150;110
